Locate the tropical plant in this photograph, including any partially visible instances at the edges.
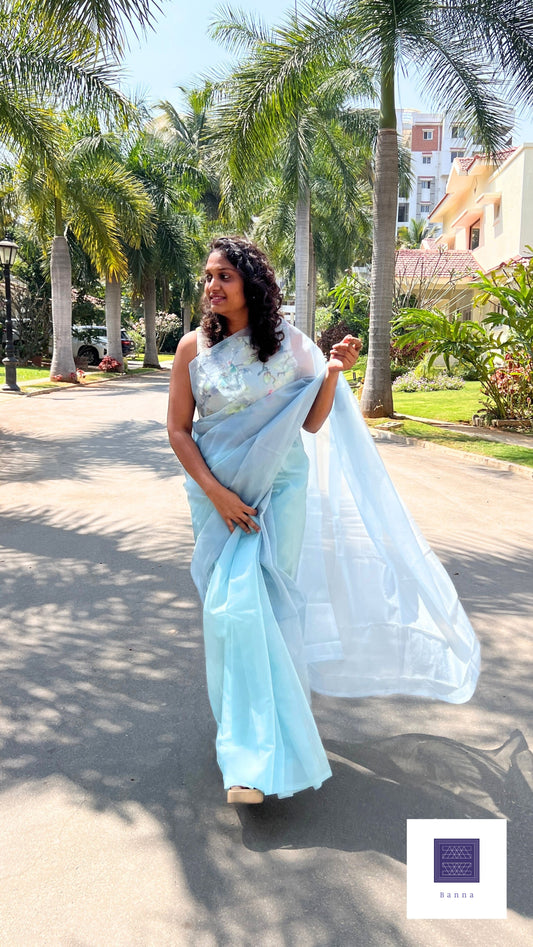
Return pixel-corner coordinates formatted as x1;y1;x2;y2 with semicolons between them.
489;353;533;420
397;217;438;248
211;8;376;337
297;0;533;416
395;308;511;418
327;271;370;348
474;257;533;360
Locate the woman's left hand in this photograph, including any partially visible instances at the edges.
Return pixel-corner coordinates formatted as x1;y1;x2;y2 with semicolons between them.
327;335;363;374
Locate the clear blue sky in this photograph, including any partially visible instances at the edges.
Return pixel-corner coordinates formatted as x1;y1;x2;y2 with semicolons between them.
122;0;533;142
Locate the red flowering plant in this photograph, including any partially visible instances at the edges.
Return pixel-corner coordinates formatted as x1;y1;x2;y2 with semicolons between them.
98;355;122;373
488;352;533;420
52;372;78;383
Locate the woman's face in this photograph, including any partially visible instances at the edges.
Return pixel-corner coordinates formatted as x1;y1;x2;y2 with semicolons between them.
204;251;248;320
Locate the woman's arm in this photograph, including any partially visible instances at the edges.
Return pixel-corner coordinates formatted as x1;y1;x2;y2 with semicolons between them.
303;335;362;434
167;333;260;533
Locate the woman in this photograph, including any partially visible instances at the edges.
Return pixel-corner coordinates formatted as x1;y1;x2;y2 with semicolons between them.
167;236;480;805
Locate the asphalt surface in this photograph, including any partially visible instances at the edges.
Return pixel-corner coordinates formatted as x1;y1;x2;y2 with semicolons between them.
0;374;532;947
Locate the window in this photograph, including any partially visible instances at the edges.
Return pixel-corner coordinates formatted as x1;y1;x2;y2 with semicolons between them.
469;221;481;250
450;150;464;161
420;179;432;190
494;200;501;223
420;204;430;214
451;125;465;139
397;203;409;223
423;129;433;141
422;155;432;165
461;308;473;322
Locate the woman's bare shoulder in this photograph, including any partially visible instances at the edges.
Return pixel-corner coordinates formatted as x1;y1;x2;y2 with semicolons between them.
176;330;199;362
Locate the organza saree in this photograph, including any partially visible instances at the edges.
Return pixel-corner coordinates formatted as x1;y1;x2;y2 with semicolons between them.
184;322;480;798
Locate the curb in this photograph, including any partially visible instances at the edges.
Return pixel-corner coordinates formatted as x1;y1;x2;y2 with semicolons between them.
371;428;533;480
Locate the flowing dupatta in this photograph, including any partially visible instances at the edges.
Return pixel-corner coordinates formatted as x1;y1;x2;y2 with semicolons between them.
184;323;480;797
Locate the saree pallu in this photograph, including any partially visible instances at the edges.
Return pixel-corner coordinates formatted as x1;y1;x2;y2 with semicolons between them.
184;323;480;798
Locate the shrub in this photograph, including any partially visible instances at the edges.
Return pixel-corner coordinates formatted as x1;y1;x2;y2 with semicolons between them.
393;371;465;392
317;320;353;359
98;355;122;373
390;338;426;368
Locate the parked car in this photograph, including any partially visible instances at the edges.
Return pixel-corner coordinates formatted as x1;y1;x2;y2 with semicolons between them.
72;326;136;365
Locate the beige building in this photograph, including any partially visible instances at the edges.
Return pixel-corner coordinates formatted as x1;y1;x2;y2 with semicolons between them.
429;145;533;272
396;145;533;321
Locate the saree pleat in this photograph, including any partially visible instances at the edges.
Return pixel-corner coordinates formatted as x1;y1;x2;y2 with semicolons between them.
184;323;480;797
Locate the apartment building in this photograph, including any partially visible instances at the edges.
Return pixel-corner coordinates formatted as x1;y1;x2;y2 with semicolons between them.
397;110;473;227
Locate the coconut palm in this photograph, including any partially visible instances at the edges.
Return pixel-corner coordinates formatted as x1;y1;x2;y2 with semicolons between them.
211;9;376;337
287;0;533;416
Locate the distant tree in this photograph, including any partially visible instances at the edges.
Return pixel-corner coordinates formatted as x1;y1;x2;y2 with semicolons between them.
397;218;438;248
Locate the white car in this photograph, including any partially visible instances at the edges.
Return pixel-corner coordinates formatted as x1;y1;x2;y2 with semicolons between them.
72;326;136;365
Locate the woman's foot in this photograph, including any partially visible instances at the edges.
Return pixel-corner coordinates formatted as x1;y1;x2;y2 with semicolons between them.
227;786;264;804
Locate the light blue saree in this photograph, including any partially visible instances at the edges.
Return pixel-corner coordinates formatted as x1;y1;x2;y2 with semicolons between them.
185;322;480;798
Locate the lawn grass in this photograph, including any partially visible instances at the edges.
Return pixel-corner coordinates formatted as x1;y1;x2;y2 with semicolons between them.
0;362;166;390
392;381;484;421
0;365;50;384
379;419;533;468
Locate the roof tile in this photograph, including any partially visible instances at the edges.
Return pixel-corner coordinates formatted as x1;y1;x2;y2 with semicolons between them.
396;248;478;280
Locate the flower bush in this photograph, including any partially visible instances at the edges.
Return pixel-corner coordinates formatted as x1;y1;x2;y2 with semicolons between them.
98;355;122;373
52;372;77;383
393;371;465;392
488;353;533;420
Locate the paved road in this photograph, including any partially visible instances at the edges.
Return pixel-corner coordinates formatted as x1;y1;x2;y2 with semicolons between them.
0;376;532;947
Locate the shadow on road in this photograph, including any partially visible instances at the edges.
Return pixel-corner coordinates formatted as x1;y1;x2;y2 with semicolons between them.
1;506;532;939
237;732;533;915
1;382;532;943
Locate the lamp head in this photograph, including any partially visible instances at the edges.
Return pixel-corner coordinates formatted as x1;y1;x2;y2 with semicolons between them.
0;239;18;267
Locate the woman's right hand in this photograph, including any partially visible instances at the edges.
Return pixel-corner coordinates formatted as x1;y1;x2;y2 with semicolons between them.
208;483;260;534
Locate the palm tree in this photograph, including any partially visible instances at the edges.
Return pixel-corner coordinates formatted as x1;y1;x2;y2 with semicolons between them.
397;218;438;249
0;0;131;162
211;10;376;337
125;132;202;367
41;0;159;49
156;85;222;332
19;115;153;379
292;0;533;416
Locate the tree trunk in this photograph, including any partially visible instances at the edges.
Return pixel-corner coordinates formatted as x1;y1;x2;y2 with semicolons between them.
183;301;191;335
307;228;316;339
360;63;397;418
294;186;310;335
161;275;169;312
105;274;123;367
143;276;160;368
50;235;77;381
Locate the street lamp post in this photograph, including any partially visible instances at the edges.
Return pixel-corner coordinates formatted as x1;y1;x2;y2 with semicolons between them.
0;238;20;393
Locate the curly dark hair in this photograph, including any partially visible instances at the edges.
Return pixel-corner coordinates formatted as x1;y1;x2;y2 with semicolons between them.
201;235;284;362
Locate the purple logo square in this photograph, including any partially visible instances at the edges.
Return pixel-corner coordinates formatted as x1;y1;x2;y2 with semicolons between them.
434;838;480;883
